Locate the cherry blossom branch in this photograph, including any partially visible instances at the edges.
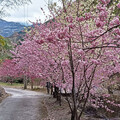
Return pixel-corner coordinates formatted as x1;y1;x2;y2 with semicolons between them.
83;45;120;50
85;24;120;39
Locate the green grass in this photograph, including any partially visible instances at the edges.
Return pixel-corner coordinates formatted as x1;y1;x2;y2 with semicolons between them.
0;82;47;93
0;82;24;88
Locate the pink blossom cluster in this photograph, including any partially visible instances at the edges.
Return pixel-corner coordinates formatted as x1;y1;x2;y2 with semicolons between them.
0;0;120;115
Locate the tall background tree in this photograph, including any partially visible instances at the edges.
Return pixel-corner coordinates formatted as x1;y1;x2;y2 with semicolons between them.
0;0;31;17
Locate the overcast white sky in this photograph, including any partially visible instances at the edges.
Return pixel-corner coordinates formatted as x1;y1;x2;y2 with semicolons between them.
3;0;59;25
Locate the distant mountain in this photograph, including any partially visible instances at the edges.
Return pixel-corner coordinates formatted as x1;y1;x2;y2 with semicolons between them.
8;26;32;43
0;19;25;37
8;30;27;43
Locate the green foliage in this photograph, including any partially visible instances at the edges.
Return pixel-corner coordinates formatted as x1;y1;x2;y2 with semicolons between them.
13;77;23;83
113;6;120;16
0;37;13;62
0;35;5;46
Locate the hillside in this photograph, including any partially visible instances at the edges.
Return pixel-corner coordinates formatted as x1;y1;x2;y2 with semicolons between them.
8;26;32;43
7;30;26;43
0;19;25;37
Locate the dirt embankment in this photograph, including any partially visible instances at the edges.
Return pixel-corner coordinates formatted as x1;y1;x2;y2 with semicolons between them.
42;96;120;120
42;96;71;120
0;86;9;102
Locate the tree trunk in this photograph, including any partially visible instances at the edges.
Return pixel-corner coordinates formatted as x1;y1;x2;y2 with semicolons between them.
30;78;33;90
31;81;33;90
71;90;78;120
24;76;27;89
68;32;78;120
71;110;78;120
10;81;12;85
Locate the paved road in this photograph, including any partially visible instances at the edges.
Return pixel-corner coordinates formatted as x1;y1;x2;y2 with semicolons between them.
0;87;48;120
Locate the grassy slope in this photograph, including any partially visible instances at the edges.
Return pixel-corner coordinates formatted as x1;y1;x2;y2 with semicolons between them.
0;82;47;93
0;82;24;88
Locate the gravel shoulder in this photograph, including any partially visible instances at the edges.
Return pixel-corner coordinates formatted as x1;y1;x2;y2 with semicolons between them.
0;86;9;103
42;96;71;120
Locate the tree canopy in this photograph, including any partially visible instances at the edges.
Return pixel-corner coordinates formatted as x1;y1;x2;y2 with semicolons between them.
0;0;120;120
0;0;31;17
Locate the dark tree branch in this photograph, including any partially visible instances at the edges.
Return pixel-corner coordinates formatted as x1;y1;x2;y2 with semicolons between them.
83;45;120;50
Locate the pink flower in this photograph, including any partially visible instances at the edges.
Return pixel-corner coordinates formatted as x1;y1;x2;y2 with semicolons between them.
85;13;91;20
117;104;120;107
57;31;66;39
76;17;85;22
117;3;120;9
91;59;99;65
113;17;120;25
10;50;17;56
47;36;54;42
77;49;84;55
66;16;73;23
110;17;120;25
99;11;108;21
61;60;69;65
78;60;87;65
96;20;105;27
36;40;44;44
100;0;110;4
100;0;106;4
68;24;75;29
113;28;120;35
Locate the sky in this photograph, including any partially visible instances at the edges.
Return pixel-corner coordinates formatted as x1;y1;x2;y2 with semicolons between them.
3;0;59;25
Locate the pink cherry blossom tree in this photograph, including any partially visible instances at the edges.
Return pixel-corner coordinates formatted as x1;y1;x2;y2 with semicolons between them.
0;0;120;119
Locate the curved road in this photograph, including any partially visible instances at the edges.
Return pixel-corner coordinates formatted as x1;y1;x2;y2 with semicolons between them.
0;87;48;120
